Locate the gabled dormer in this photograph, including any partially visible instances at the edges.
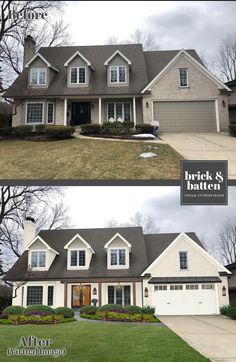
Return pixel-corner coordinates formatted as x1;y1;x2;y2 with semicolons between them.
104;50;131;87
104;233;131;269
26;235;59;271
64;233;95;270
25;52;59;88
64;51;95;88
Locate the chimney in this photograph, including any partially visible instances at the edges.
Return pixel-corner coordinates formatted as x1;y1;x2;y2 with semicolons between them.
23;35;36;66
23;217;36;250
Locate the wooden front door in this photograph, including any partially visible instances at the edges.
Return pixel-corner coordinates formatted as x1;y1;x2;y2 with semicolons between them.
72;285;91;308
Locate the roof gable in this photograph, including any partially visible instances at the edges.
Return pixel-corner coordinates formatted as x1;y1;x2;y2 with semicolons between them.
104;50;132;66
64;50;95;70
26;235;59;255
64;233;95;253
104;232;132;250
25;52;59;72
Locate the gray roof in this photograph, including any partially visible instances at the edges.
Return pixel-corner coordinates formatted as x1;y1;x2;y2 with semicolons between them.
5;228;204;281
4;45;203;99
148;276;222;284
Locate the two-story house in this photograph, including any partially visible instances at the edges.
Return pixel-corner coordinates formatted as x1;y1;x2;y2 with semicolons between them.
4;35;231;133
4;218;231;315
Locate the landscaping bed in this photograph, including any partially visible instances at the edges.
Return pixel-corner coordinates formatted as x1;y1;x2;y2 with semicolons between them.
0;125;75;141
220;304;236;319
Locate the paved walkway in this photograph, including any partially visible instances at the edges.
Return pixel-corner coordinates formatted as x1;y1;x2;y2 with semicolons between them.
160;132;236;179
159;315;236;362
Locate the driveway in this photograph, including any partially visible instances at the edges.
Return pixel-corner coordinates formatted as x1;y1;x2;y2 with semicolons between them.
160;133;236;179
159;315;236;362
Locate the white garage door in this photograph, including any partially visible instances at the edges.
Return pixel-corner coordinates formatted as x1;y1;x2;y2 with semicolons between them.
153;101;217;132
152;284;217;315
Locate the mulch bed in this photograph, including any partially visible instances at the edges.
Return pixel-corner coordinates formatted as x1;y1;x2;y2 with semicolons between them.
80;133;156;141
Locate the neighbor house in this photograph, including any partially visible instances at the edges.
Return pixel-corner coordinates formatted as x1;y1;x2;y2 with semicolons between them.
4;219;231;315
3;35;231;133
226;79;236;124
225;262;236;305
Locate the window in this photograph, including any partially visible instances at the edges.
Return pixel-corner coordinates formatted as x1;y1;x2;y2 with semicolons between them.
30;68;46;85
179;252;188;270
27;286;43;306
47;286;54;306
186;284;199;290
26;103;43;124
107;103;131;121
110;66;126;83
154;285;167;291
110;249;126;266
47;103;54;124
179;68;188;87
70;250;86;267
202;284;214;290
31;251;46;268
170;285;183;290
70;67;86;84
108;285;130;306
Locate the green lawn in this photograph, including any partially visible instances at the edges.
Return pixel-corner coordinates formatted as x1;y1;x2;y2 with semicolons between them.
0;139;182;179
0;321;208;362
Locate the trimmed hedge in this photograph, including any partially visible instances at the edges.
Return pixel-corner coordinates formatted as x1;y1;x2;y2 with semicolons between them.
54;307;74;318
80;124;101;134
220;305;236;319
99;304;126;312
220;304;230;316
12;125;33;137
229;124;236;137
126;305;142;314
45;125;75;139
135;124;153;134
141;306;155;314
0;127;13;136
24;305;55;316
80;306;98;315
35;124;46;133
3;306;25;316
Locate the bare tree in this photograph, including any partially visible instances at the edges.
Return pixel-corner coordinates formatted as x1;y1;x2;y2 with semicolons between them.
216;35;236;82
214;219;236;265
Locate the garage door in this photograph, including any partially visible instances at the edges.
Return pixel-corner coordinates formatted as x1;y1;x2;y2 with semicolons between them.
153;101;217;132
152;284;217;315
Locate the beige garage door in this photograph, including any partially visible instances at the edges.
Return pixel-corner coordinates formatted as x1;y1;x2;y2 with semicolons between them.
153;101;217;132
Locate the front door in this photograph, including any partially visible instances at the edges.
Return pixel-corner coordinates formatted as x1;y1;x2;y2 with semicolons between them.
72;285;91;308
71;102;91;125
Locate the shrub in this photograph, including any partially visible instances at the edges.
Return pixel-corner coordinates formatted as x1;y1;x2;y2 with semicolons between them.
24;305;55;316
0;319;12;325
12;125;33;137
35;124;46;133
80;124;101;134
80;313;100;320
0;127;13;136
126;305;142;314
3;306;25;317
229;124;236;137
80;306;98;315
220;305;231;316
54;307;74;318
135;123;153;134
45;125;75;139
227;306;236;320
99;304;127;313
123;121;134;130
59;317;76;323
141;305;155;314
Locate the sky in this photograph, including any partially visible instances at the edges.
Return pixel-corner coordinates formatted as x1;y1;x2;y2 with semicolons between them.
64;1;236;57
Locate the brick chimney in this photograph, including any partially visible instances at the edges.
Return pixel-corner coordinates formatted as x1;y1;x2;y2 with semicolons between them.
23;35;36;66
23;217;36;250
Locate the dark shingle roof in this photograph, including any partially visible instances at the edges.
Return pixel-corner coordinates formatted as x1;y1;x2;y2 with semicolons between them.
5;228;203;281
148;276;221;284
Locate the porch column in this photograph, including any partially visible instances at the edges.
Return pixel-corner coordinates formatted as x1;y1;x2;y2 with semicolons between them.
64;281;68;307
132;97;136;126
98;97;102;124
64;98;67;126
98;282;102;307
133;282;136;306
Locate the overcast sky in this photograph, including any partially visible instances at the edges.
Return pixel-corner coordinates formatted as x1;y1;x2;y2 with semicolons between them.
65;1;236;57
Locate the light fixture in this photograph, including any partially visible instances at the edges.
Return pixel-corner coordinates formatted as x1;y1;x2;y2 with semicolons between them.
144;287;148;298
117;282;122;289
146;101;149;109
222;100;226;108
222;286;227;296
93;287;97;295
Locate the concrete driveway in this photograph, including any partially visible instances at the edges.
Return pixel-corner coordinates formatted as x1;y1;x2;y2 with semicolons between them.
160;133;236;179
159;315;236;362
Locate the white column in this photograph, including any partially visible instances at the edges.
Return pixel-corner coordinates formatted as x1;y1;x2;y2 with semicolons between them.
64;98;67;126
133;97;136;126
98;97;102;124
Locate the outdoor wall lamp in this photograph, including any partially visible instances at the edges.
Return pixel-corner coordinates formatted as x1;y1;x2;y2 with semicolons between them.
93;287;97;295
91;103;94;111
222;286;227;296
146;101;149;109
222;100;226;107
117;282;122;289
144;287;148;298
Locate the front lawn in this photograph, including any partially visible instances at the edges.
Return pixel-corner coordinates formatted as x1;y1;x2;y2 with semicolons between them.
0;138;182;179
0;321;208;361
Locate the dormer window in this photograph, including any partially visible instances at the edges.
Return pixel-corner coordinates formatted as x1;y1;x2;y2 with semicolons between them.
70;250;86;267
111;249;126;266
30;68;46;85
179;68;188;87
110;66;126;83
70;67;86;84
31;251;46;268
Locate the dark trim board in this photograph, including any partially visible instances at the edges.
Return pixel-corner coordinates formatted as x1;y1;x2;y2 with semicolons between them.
148;276;222;284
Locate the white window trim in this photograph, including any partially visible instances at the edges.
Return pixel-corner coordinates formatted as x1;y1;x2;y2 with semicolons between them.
26;285;44;306
179;251;188;270
69;67;86;85
29;250;47;271
186;284;199;290
47;285;55;307
68;249;87;270
154;285;168;291
46;102;55;124
107;102;132;122
109;65;126;84
107;285;131;306
108;247;129;269
179;68;189;88
25;102;44;125
170;285;183;290
30;68;47;85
